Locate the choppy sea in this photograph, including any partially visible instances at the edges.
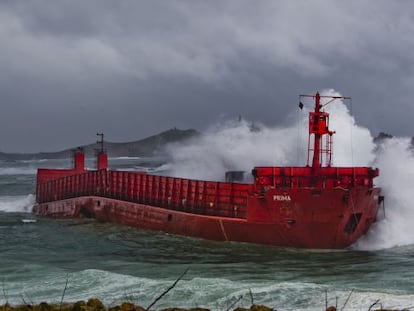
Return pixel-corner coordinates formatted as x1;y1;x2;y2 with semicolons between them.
1;155;414;311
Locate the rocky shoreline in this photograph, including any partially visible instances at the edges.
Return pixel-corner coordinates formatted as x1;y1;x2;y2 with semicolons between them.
0;300;273;311
0;298;405;311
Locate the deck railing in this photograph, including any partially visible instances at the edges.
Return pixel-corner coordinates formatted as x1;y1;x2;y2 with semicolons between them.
36;170;251;219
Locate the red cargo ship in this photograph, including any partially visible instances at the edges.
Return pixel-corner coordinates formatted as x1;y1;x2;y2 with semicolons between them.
33;93;383;249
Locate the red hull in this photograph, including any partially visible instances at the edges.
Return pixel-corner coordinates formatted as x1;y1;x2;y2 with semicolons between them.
33;185;380;249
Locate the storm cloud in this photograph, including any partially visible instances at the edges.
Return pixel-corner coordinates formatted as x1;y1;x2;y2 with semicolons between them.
0;0;413;152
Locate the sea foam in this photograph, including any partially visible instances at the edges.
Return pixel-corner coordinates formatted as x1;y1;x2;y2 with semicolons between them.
354;137;414;250
2;268;413;310
0;194;35;213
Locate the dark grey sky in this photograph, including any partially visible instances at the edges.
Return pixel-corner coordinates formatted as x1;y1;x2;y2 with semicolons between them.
1;0;413;152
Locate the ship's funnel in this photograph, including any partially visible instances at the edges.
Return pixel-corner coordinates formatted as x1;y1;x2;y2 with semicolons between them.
74;148;85;171
97;151;108;170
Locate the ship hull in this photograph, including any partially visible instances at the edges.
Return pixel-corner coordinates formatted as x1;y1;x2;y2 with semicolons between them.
32;92;383;249
33;186;380;249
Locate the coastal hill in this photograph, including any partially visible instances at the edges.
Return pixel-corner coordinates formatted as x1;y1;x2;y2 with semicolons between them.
0;130;405;161
0;128;199;160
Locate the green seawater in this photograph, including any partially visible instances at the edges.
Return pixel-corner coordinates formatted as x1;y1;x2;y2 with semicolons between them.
0;159;414;310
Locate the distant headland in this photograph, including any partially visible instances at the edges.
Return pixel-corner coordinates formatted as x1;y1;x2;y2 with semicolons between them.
0;128;199;161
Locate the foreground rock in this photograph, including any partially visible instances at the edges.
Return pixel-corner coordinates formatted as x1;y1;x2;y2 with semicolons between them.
0;300;270;311
0;299;406;311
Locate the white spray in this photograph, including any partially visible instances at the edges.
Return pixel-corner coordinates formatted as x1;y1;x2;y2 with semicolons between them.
166;89;375;179
165;119;300;181
354;137;414;250
0;194;35;213
166;89;414;250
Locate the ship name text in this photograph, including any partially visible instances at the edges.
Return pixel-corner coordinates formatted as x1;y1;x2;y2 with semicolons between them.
273;195;292;201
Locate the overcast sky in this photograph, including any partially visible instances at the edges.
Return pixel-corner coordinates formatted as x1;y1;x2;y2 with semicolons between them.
0;0;413;152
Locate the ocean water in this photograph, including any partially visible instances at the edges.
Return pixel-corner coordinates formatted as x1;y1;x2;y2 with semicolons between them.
1;152;414;311
2;93;414;310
